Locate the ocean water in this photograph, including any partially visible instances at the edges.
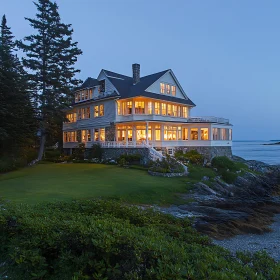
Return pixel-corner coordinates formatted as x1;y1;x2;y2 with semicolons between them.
232;141;280;165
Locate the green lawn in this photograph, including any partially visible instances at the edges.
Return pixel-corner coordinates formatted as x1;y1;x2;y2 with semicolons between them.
0;163;193;205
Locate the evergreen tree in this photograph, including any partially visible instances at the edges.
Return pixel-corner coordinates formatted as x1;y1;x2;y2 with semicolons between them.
0;15;36;158
18;0;82;160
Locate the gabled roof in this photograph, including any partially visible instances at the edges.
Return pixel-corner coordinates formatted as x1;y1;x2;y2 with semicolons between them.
78;68;196;106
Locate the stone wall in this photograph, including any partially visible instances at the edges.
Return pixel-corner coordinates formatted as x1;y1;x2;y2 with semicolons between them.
105;123;116;141
175;146;232;161
102;148;150;165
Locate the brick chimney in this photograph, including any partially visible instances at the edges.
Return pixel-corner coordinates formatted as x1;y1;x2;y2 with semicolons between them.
132;63;140;84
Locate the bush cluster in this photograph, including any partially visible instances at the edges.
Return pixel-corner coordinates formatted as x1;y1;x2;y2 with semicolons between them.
0;199;279;279
211;156;245;184
175;149;204;165
118;154;142;165
149;155;185;174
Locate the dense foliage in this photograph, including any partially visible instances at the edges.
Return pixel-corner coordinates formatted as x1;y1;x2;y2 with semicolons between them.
0;15;37;166
175;149;204;165
149;155;185;173
18;0;82;160
0;199;279;279
211;156;247;183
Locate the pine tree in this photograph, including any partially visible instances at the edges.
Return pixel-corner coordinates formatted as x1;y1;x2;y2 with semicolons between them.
0;15;36;157
18;0;82;160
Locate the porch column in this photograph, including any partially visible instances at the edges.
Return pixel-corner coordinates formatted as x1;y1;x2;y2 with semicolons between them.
125;127;128;146
198;128;201;141
146;121;149;145
210;125;213;140
161;124;164;143
188;127;191;140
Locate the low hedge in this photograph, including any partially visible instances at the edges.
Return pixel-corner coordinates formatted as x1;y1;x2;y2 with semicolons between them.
0;199;279;279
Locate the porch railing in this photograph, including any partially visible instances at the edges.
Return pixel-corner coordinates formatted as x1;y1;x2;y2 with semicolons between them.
100;141;147;148
187;116;229;124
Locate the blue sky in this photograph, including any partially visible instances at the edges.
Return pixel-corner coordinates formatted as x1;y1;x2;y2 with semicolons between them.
2;0;280;140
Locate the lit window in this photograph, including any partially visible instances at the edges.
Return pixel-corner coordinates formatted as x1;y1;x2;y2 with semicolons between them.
166;84;171;94
221;128;227;140
87;130;91;141
94;106;99;117
177;106;181;117
160;83;165;94
78;93;81;102
81;108;86;119
117;102;121;115
136;126;147;141
135;101;145;114
201;128;209;140
183;107;188;118
94;129;99;141
122;102;126;115
127;101;132;114
100;128;105;141
178;126;182;140
148;102;152;114
64;131;77;142
81;130;86;142
167;104;172;116
100;105;104;116
66;113;76;123
85;90;89;100
183;128;188;140
81;91;85;100
161;103;166;115
155;125;161;141
171;86;176;96
190;128;198;140
173;105;177;117
155;102;160;115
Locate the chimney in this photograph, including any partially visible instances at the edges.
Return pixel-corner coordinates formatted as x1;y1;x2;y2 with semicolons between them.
132;63;140;84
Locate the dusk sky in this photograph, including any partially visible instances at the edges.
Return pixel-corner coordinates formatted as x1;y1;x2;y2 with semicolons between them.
2;0;280;140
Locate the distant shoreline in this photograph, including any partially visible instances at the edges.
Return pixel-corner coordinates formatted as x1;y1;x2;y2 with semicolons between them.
263;142;280;146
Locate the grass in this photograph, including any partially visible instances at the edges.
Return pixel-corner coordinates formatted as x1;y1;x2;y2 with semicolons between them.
0;163;194;205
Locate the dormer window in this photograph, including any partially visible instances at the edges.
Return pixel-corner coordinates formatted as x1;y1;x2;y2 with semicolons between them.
166;84;171;94
75;89;93;103
171;86;176;96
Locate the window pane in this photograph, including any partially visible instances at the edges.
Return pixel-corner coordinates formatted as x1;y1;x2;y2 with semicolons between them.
201;128;208;140
171;86;176;96
148;102;152;114
160;83;165;94
183;107;188;118
100;128;105;141
155;102;160;115
172;105;177;117
135;101;145;114
94;106;99;117
166;84;170;94
94;129;99;141
155;129;161;141
162;103;166;115
87;130;91;141
183;128;188;140
127;101;132;114
117;102;121;115
167;104;172;116
100;105;104;116
191;128;198;140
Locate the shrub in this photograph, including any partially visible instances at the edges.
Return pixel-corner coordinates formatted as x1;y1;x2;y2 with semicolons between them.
149;156;185;174
212;156;237;171
0;199;279;279
87;143;103;160
118;157;127;167
44;149;61;162
185;150;204;165
0;157;26;173
118;154;142;165
72;143;85;160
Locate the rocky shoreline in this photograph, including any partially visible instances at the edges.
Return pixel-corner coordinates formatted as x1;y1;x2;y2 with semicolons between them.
161;156;280;240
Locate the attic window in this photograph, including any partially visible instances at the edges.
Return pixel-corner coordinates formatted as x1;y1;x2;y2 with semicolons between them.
160;83;176;96
98;80;105;93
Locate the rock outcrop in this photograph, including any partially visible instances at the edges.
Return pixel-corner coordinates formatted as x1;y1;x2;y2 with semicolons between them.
161;158;280;239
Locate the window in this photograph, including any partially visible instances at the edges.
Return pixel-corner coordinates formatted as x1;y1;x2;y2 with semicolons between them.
81;130;91;142
81;91;85;100
221;128;227;140
161;103;166;115
94;129;99;141
100;105;104;116
148;102;152;114
75;89;93;103
117;102;121;115
85;90;89;100
164;126;178;140
66;113;76;123
201;128;209;140
122;102;126;115
167;104;172;116
155;102;160;115
172;105;177;117
190;128;198;140
177;106;181;117
100;128;105;141
213;128;219;140
166;84;171;94
155;125;161;141
183;107;188;118
171;86;176;96
183;128;188;140
127;101;132;114
135;101;145;114
160;83;165;94
136;125;146;141
63;131;77;142
94;106;99;117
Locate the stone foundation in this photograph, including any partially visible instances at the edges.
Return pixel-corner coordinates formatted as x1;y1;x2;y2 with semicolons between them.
102;148;150;165
175;146;232;161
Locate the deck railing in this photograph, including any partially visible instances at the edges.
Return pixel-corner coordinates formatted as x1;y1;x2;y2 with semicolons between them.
100;141;147;148
187;116;229;124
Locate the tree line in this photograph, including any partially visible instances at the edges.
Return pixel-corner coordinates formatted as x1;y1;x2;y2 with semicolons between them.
0;0;82;166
